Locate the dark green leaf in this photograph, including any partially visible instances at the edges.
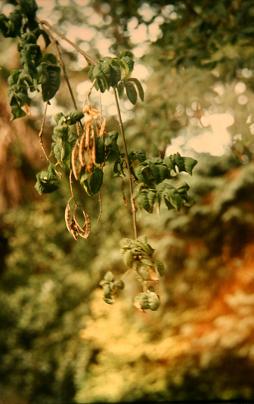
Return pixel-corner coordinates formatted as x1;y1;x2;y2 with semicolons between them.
124;81;137;105
8;70;22;86
117;81;124;98
35;165;59;194
136;189;154;213
82;168;103;196
128;78;144;101
39;29;51;48
95;137;106;164
65;111;84;125
183;157;198;175
120;55;134;75
42;53;58;65
89;168;103;195
10;104;26;120
105;132;120;162
41;65;61;101
20;0;38;18
165;153;197;175
129;151;146;163
0;14;9;37
6;10;22;37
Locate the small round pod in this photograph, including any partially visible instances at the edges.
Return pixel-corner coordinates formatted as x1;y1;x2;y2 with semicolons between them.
114;280;125;290
147;291;160;311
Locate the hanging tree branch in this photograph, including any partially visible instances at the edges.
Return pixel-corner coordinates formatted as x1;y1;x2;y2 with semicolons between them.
0;1;197;310
113;88;138;239
38;19;96;66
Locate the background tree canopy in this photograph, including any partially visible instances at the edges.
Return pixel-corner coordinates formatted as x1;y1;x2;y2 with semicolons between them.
1;0;254;402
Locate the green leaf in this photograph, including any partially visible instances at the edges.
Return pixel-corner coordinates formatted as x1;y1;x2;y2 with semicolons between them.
6;10;22;37
35;165;59;194
165;153;197;175
20;44;42;74
129;151;146;163
65;111;84;125
8;69;22;86
89;168;103;194
128;78;144;101
39;29;51;48
95;76;108;93
41;65;61;101
124;81;137;105
0;14;9;37
105;132;120;162
120;54;134;75
183;157;198;175
136;189;154;213
117;81;124;98
10;104;26;120
83;168;103;196
20;0;38;18
95;137;105;164
42;53;58;65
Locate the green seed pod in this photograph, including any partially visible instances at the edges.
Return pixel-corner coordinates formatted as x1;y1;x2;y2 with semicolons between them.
103;284;112;299
104;271;114;283
104;296;114;305
114;280;125;290
148;292;160;311
134;292;150;310
124;250;134;267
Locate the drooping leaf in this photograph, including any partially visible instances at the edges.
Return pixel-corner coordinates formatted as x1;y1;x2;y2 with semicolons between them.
10;103;26;120
20;0;38;19
82;168;103;196
129;151;146;163
95;137;106;164
183;156;198;175
6;10;22;37
0;14;9;37
165;153;197;175
41;64;61;101
128;78;144;101
124;80;137;104
105;132;121;162
65;111;84;125
35;165;59;194
120;53;134;77
117;81;124;98
136;189;153;213
39;29;51;48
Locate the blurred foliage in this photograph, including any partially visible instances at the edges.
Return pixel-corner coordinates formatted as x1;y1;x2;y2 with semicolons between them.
1;0;254;403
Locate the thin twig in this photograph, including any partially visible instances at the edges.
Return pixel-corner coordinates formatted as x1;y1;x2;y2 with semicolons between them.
41;25;80;112
97;192;103;223
38;102;50;162
54;40;78;110
113;88;138;239
38;19;96;66
53;39;84;133
86;79;96;104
